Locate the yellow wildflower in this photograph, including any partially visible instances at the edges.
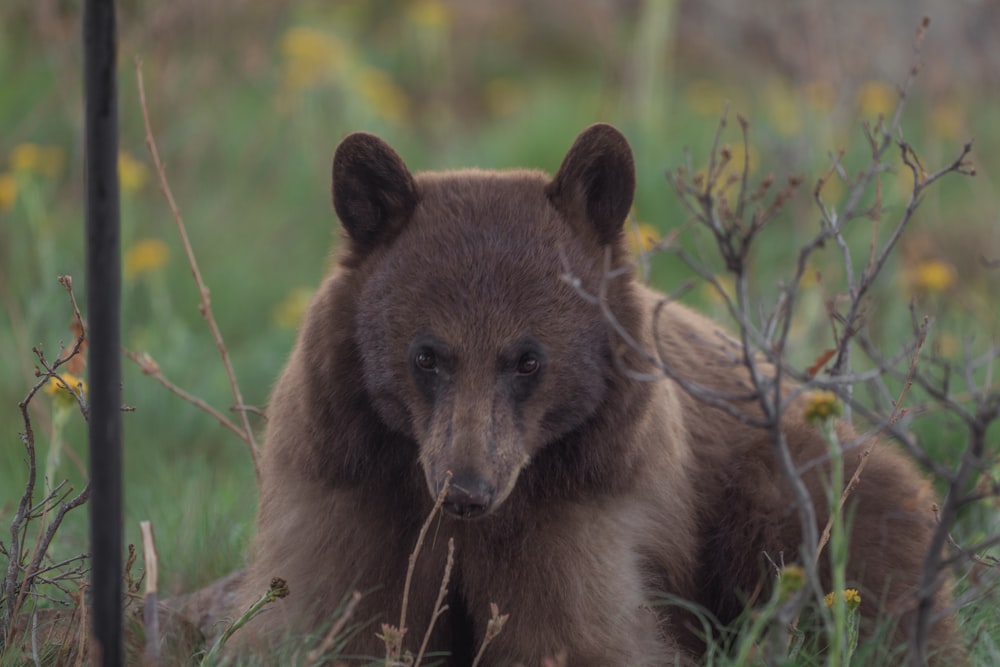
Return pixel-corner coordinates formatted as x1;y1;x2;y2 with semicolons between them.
354;67;410;125
776;564;805;602
825;588;862;611
45;373;87;408
803;390;841;424
844;589;861;608
626;222;661;256
273;287;314;329
280;26;347;91
10;143;65;177
124;238;170;280
0;172;16;211
407;0;452;30
906;259;956;294
11;143;41;172
119;151;150;192
856;80;896;118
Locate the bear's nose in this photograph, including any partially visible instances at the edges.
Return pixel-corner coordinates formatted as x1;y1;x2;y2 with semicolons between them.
442;475;494;519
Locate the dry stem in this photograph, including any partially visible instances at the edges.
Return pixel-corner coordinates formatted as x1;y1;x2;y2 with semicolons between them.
470;603;509;667
134;57;260;480
383;471;452;662
813;319;929;563
655;18;991;665
2;278;91;647
123;348;247;443
414;538;455;667
140;521;160;666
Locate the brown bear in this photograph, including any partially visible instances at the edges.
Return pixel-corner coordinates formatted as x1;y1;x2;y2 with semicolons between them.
236;124;960;664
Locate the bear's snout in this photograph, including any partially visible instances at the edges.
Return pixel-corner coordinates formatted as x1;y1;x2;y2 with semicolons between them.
442;473;495;519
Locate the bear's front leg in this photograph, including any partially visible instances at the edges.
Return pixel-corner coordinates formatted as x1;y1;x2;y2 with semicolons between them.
454;499;693;667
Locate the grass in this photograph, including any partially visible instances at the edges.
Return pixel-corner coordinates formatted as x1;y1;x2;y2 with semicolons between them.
2;1;999;664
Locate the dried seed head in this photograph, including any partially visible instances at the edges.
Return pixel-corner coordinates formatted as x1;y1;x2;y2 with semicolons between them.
269;577;290;599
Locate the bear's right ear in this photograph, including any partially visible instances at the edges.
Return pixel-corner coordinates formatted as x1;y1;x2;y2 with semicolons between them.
332;132;418;251
546;123;635;245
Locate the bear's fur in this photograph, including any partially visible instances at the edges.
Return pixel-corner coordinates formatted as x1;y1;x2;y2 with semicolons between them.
237;124;960;664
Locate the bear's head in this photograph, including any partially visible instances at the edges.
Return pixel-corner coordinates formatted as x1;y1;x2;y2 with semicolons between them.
331;124;641;519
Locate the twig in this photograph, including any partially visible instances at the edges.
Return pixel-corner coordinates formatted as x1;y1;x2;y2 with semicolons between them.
30;605;39;666
414;538;455;667
15;483;91;627
384;472;452;661
826;21;966;386
140;521;160;666
911;397;999;665
814;319;929;563
655;19;993;662
134;57;260;480
123;348;247;443
75;583;89;667
470;603;509;667
26;553;88;581
939;530;1000;571
3;280;90;645
58;276;87;356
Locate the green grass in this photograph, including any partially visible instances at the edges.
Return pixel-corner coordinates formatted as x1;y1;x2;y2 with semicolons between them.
2;1;999;664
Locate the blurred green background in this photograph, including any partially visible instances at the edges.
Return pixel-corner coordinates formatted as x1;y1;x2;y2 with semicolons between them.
1;0;998;621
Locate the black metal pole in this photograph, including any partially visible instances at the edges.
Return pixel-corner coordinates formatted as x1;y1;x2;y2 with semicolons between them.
84;0;123;664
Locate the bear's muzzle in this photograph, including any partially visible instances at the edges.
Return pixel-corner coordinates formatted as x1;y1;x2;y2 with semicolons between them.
441;472;495;519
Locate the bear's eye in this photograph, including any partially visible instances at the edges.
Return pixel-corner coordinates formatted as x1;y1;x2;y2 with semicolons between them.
415;350;437;371
516;353;540;376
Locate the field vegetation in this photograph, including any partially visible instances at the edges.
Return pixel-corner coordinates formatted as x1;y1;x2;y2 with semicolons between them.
1;1;998;664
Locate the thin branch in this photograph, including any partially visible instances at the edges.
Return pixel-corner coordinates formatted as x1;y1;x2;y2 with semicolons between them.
814;319;929;563
123;348;247;443
20;554;89;583
140;521;160;666
414;538;455;667
134;57;260;480
470;603;509;667
3;280;90;645
911;416;991;665
380;473;453;662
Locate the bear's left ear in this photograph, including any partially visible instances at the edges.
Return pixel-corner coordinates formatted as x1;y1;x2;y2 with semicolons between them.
332;132;418;251
546;123;635;245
